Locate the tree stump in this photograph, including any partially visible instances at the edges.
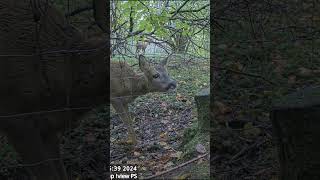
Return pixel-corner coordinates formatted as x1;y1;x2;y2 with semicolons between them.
195;88;210;131
271;86;320;180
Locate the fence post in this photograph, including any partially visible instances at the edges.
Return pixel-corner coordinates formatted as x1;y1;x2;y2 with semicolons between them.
195;87;210;131
271;86;320;179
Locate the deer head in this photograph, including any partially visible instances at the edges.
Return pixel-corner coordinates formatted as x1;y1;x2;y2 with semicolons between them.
110;54;177;146
138;55;177;92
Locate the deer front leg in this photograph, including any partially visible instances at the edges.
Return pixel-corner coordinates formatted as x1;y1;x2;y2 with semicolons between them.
111;99;137;145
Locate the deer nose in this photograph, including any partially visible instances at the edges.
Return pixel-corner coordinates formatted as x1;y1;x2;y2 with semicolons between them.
168;81;177;90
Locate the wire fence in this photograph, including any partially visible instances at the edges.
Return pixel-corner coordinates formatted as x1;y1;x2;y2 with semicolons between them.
0;0;210;179
0;0;109;178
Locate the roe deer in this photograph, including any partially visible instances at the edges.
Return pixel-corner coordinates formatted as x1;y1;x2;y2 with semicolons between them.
136;41;149;54
0;0;108;179
110;55;177;145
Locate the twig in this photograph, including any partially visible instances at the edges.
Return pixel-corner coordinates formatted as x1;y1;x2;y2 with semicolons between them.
212;65;275;85
173;4;210;14
0;107;93;118
111;153;126;161
171;0;190;18
253;167;272;176
228;139;266;163
4;157;68;168
65;5;92;17
143;153;210;179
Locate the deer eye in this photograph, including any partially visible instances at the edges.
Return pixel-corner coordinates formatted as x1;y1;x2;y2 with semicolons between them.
153;73;160;79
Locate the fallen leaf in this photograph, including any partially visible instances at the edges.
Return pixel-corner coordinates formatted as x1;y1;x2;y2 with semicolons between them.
197;157;204;164
176;93;187;102
126;159;141;165
298;67;313;77
196;143;207;154
243;122;261;138
110;137;116;142
263;90;273;96
160;132;167;138
274;65;283;75
186;100;192;106
159;154;171;163
271;52;286;75
175;173;191;180
170;151;183;159
85;133;96;143
217;44;227;49
287;75;296;85
140;155;145;159
161;119;169;124
159;141;167;146
313;69;320;74
230;61;243;71
214;101;232;114
164;161;174;168
133;151;141;156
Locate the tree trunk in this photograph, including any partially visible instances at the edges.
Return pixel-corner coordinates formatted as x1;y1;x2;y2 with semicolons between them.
271;86;320;180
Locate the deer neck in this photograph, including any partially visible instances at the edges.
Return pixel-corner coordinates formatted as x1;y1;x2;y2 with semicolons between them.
132;73;152;96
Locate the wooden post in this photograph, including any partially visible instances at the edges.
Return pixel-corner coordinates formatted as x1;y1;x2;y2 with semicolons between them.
271;86;320;180
195;88;210;131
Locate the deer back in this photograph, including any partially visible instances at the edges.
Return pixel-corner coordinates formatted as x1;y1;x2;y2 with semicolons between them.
110;61;138;99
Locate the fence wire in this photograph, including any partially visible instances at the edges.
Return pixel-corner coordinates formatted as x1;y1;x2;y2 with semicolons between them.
0;0;109;179
0;0;211;179
212;0;320;179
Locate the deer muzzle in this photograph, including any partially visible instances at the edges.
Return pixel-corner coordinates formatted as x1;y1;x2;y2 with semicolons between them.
166;80;177;91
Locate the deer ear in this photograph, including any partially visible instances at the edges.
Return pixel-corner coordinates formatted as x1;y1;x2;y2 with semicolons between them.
161;53;173;66
161;57;168;66
139;55;148;70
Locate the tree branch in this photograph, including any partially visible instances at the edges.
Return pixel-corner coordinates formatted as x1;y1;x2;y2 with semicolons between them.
65;5;92;17
171;0;190;18
175;3;209;14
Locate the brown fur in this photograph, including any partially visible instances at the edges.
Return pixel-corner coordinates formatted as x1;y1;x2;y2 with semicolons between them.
110;55;176;144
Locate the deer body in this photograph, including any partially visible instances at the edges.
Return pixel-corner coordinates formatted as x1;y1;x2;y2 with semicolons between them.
110;55;176;144
136;41;149;54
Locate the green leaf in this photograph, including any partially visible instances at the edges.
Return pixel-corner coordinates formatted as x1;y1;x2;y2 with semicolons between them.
182;30;187;36
145;23;153;32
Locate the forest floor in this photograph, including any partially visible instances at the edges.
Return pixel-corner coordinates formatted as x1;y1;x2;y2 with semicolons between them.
210;40;320;179
1;48;319;179
110;55;210;179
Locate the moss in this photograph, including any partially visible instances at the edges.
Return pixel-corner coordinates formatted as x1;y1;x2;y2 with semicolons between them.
180;121;210;159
